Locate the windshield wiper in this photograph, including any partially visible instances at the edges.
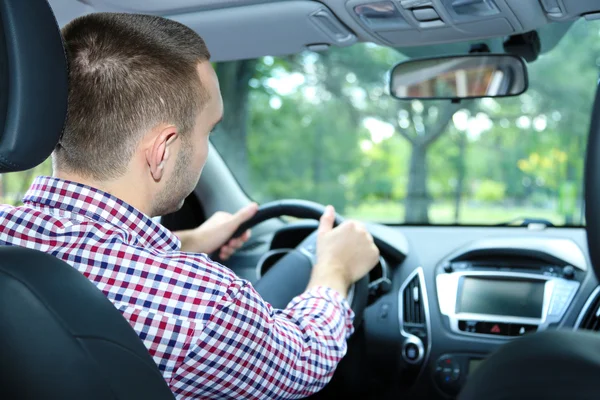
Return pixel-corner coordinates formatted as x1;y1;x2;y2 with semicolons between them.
496;217;555;227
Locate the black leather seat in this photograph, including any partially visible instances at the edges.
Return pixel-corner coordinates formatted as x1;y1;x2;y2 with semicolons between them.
0;1;175;399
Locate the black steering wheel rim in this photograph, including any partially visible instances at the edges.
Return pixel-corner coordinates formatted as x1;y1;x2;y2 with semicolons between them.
231;199;344;238
225;199;369;328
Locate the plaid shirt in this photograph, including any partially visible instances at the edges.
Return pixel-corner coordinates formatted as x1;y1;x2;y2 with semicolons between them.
0;176;354;399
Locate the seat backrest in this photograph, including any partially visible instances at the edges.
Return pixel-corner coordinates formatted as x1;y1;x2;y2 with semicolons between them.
0;247;176;399
0;0;66;172
0;1;175;398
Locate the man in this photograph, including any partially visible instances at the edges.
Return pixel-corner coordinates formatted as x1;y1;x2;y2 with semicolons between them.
0;12;379;399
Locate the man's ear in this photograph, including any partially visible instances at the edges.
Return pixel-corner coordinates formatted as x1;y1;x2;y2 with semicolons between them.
146;125;179;181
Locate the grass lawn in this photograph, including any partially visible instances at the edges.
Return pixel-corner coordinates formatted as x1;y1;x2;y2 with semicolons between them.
345;201;581;226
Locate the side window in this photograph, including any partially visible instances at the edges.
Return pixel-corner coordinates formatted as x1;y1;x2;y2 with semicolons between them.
0;158;52;206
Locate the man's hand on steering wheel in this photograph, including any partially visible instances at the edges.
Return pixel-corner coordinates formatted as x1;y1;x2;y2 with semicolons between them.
174;202;259;259
176;200;379;316
308;205;380;298
176;199;379;327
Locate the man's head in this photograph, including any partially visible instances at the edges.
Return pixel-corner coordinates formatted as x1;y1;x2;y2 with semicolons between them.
55;13;223;216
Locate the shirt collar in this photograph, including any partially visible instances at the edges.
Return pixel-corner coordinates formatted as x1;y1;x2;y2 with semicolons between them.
23;176;181;252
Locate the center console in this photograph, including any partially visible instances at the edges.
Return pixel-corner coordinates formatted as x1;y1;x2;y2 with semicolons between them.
431;237;586;396
437;268;579;338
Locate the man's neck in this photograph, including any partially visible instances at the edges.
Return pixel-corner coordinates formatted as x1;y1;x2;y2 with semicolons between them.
53;170;153;216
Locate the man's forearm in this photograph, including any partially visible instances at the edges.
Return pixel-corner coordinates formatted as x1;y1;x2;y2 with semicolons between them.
177;280;354;399
306;270;349;298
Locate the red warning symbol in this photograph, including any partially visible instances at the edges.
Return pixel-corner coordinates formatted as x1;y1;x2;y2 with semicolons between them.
490;324;501;333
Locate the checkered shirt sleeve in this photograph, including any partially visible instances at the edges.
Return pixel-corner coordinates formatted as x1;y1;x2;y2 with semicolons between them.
170;280;354;399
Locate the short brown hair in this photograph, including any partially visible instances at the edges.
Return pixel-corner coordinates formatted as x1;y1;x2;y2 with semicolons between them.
55;13;211;180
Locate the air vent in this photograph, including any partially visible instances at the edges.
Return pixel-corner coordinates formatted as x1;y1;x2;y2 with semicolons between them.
576;288;600;331
400;268;429;362
403;274;425;325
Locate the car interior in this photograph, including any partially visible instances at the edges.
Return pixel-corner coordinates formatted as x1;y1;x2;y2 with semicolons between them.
2;0;600;399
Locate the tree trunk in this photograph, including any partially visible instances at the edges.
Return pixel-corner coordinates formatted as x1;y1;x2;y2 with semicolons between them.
564;152;577;225
454;132;467;222
211;60;258;189
405;143;429;223
399;102;462;224
560;128;580;225
312;124;323;201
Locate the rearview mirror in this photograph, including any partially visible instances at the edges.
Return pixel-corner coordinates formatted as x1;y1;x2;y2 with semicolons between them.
389;54;528;101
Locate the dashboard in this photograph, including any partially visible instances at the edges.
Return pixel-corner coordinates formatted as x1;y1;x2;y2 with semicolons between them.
219;222;600;399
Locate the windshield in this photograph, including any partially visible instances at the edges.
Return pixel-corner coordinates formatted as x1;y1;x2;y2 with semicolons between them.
211;19;599;226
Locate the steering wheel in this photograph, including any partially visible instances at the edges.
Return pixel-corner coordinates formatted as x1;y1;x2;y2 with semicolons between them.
222;199;369;328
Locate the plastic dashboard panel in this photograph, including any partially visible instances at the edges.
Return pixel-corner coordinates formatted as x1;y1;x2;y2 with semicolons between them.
438;236;587;271
164;209;598;399
229;223;598;399
361;226;598;399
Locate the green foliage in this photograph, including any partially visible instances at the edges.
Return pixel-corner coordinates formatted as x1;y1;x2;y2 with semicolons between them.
474;180;507;203
0;158;52;205
3;20;599;227
230;20;596;225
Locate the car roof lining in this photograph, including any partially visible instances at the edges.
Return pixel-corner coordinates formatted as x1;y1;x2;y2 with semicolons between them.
47;0;597;62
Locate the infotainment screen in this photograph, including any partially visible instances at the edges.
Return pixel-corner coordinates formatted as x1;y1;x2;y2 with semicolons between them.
457;277;545;318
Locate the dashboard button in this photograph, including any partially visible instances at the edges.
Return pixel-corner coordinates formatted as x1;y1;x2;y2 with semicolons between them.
509;323;537;336
563;265;575;279
436;356;461;385
479;322;510;336
442;367;453;382
458;320;480;333
404;343;420;361
403;337;424;364
413;7;440;21
452;367;461;380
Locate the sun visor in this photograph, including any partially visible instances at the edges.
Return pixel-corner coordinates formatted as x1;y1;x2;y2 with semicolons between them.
170;1;357;61
78;0;285;14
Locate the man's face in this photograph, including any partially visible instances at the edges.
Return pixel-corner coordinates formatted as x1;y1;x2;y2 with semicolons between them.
152;62;223;216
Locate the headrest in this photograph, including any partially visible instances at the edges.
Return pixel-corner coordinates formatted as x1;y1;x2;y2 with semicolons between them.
0;0;67;173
